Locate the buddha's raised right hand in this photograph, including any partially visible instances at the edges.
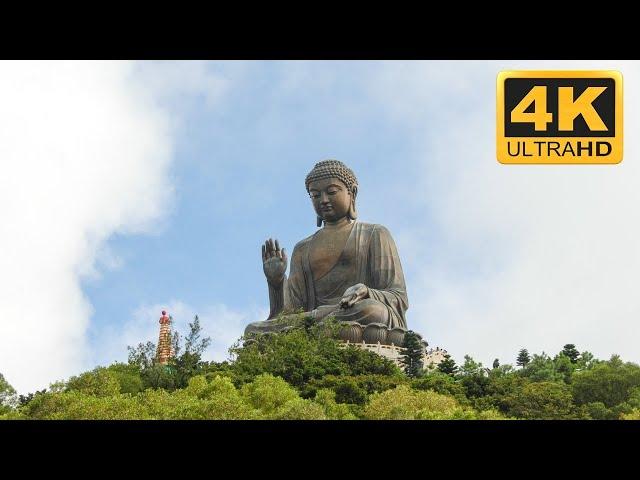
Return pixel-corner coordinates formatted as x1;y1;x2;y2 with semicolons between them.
262;238;287;286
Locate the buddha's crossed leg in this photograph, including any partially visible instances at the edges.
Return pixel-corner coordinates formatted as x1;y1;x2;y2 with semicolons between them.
244;298;390;336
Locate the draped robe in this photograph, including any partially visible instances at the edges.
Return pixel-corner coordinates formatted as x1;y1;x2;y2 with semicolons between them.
245;221;408;335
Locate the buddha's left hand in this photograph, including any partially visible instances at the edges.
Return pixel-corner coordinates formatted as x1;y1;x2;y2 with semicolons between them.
340;283;369;309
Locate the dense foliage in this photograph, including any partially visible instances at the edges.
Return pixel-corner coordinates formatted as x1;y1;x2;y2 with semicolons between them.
0;373;17;414
2;315;640;420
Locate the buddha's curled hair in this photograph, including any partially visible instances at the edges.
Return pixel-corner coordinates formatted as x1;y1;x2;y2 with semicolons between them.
305;160;358;193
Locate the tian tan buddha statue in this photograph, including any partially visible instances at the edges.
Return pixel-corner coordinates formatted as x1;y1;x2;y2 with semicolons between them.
244;160;413;347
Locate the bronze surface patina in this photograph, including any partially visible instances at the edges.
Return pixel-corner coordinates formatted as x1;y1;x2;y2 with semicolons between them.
244;160;410;346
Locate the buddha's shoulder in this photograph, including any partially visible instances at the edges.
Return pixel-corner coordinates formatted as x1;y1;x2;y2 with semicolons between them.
292;222;393;245
291;233;316;255
355;222;393;236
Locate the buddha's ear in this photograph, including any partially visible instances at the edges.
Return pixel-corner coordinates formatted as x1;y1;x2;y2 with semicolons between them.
349;186;358;220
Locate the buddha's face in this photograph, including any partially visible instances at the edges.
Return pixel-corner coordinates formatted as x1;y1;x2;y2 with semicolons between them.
308;177;352;223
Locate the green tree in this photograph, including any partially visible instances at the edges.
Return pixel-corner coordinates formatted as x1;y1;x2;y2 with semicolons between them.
105;363;143;394
305;376;367;405
127;341;157;370
141;364;177;391
169;315;212;388
400;330;424;378
516;349;531;368
437;354;458;376
17;389;47;407
621;409;640;420
363;385;504;420
627;386;640;409
272;397;327;420
495;364;515;375
583;401;616;420
572;355;640;409
561;344;580;363
313;389;358;419
20;374;261;420
339;344;400;376
458;355;490;400
552;354;576;384
0;373;17;413
504;381;578;419
201;360;235;381
240;373;300;417
478;369;530;414
66;368;120;397
411;371;468;405
520;353;565;383
231;318;399;388
174;375;260;420
183;315;211;356
302;374;407;406
460;355;484;376
576;351;598;371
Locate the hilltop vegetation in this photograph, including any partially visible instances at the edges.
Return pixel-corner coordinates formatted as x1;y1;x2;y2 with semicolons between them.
1;318;639;420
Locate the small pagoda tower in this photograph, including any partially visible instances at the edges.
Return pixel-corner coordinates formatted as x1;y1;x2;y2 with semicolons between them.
156;310;174;365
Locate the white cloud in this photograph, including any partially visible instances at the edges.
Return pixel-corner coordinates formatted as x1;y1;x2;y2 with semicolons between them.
131;60;235;130
0;61;226;394
368;61;640;367
3;59;636;395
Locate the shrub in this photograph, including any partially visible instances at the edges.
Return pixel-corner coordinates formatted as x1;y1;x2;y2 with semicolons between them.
231;322;399;388
66;368;121;397
503;381;578;419
363;385;504;420
240;374;300;417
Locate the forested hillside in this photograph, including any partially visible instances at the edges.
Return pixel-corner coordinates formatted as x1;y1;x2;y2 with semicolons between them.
2;317;639;420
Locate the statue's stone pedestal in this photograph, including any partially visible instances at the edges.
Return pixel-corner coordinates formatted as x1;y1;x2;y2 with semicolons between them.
337;322;425;348
243;317;450;372
339;339;449;371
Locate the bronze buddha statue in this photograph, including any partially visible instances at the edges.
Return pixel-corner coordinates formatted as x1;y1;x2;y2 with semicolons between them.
244;160;410;345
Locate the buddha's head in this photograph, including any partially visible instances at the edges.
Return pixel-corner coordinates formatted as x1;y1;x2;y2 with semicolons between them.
305;160;358;227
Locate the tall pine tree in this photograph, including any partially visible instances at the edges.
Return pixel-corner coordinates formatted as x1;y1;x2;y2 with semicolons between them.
438;354;458;376
516;348;531;368
400;330;424;378
561;344;580;363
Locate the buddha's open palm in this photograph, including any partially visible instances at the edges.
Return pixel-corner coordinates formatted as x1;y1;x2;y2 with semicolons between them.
262;238;287;285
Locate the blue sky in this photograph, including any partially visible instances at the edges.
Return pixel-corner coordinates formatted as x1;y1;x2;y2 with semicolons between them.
84;61;437;366
2;61;639;393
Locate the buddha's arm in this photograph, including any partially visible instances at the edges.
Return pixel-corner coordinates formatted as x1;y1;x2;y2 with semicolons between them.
267;278;286;319
267;245;306;319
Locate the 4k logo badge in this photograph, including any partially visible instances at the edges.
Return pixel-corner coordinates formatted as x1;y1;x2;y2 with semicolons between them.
497;71;623;164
